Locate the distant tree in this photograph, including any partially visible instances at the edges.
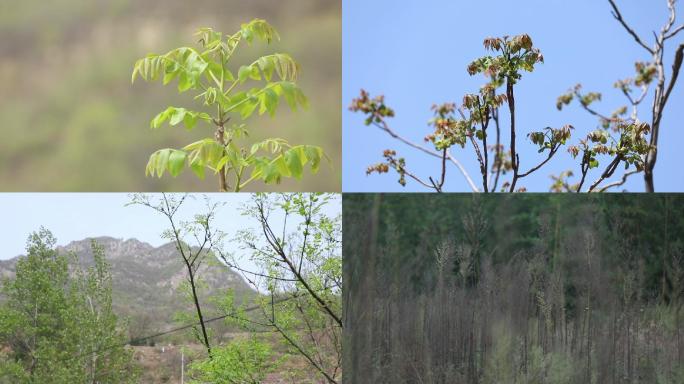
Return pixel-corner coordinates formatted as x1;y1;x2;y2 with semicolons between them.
0;228;137;383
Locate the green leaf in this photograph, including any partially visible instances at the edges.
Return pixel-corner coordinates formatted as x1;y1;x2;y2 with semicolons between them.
240;19;280;44
258;56;276;81
183;113;197;130
178;72;192;92
294;86;309;109
183;138;225;170
251;158;280;184
240;97;259;119
260;88;279;117
215;156;230;174
134;22;318;188
150;108;171;129
150;107;209;130
189;157;205;179
168;150;187;177
284;148;304;179
156;149;171;177
279;81;298;110
163;70;178;85
238;65;251;83
169;108;187;126
304;146;324;173
250;138;288;155
275;156;291;177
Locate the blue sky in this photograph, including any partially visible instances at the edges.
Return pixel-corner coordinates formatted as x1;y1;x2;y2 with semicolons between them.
0;193;341;261
343;0;684;192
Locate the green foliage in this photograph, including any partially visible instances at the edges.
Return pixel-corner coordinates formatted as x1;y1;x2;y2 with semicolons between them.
188;337;277;384
528;125;573;153
227;193;342;383
348;89;395;125
0;228;137;383
482;323;517;384
351;34;572;192
366;149;408;186
567;121;652;176
467;34;544;86
133;20;326;191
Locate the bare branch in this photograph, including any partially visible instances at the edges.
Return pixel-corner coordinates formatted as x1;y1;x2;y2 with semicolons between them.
588;155;621;192
372;120;479;191
662;44;684;110
491;110;503;191
518;146;559;178
607;0;655;54
663;0;680;38
446;150;480;192
256;200;343;328
666;24;684;39
507;81;519;192
596;169;640;192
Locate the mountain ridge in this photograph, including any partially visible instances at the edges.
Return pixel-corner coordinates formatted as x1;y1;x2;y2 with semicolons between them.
0;236;256;340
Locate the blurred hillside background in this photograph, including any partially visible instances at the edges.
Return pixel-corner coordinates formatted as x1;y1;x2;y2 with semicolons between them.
0;0;340;191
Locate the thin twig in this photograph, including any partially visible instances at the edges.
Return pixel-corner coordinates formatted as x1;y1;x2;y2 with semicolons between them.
607;0;655;54
492;110;502;191
371;120;479;191
597;169;640;192
588;155;621;192
468;135;487;192
577;162;590;192
518;146;559;178
446;150;480;192
428;148;448;192
662;44;684;113
666;24;684;39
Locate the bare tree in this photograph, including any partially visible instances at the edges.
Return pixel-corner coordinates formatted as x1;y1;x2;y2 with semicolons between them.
130;193;215;358
211;193;342;384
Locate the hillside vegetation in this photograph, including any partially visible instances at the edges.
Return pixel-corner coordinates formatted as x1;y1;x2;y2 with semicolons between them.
0;236;256;344
344;194;684;384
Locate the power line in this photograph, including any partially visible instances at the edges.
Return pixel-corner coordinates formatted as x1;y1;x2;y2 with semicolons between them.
55;294;300;364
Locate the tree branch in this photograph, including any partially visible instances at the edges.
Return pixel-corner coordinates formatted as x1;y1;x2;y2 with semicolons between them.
518;146;559;178
662;43;684;112
507;81;519;192
596;169;640;192
588;155;621;192
257;201;343;328
607;0;655;54
372;120;479;191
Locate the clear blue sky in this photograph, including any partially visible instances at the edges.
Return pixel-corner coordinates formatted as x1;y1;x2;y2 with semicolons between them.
0;193;341;261
343;0;684;192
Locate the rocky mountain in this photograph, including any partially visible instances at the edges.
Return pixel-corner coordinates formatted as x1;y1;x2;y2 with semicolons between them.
0;237;256;340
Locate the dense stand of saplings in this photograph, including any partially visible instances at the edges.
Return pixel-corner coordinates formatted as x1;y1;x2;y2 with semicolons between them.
344;194;684;384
